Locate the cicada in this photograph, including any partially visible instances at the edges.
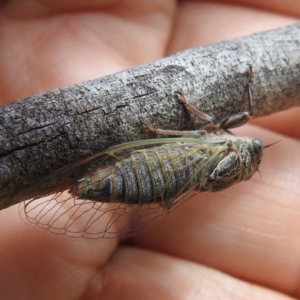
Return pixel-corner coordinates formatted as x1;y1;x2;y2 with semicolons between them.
21;66;264;239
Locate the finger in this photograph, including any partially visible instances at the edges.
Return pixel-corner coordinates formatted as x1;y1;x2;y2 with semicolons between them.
213;0;300;18
0;0;175;103
0;204;117;299
168;1;298;53
251;108;300;139
134;125;300;296
94;246;294;300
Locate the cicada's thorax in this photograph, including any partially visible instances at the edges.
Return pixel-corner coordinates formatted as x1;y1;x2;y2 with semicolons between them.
70;136;262;206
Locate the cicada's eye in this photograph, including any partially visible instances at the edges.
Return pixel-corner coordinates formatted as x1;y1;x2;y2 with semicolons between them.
252;139;264;156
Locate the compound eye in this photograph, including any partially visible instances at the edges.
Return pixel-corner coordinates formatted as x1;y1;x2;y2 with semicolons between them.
252;139;264;155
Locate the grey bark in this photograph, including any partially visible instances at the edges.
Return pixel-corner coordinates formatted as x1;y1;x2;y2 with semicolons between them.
1;24;300;210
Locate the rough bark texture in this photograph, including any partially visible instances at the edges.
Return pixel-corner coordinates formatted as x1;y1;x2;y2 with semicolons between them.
1;24;300;210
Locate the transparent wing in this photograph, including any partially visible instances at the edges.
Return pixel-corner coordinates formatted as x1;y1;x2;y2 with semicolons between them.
20;192;168;239
20;137;228;239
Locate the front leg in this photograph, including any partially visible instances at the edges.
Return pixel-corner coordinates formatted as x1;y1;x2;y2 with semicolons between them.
176;91;219;131
219;65;253;130
176;65;254;133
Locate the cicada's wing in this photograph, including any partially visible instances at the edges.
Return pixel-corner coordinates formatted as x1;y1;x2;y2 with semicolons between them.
20;139;177;239
21;190;168;239
20;158;172;239
20;137;228;239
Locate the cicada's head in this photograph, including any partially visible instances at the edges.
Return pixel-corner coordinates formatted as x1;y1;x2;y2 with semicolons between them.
240;138;264;181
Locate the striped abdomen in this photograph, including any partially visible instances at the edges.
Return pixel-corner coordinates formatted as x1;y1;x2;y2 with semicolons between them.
71;144;210;206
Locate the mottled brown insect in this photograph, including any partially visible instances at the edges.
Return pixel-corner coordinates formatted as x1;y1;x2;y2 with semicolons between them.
21;66;264;239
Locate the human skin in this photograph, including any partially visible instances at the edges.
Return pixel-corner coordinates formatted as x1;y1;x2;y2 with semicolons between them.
1;1;300;299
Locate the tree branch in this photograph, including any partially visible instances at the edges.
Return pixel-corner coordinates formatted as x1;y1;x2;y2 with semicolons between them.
1;24;300;210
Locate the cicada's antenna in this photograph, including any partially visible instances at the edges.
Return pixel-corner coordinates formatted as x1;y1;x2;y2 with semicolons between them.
256;140;281;181
256;168;263;181
264;140;281;148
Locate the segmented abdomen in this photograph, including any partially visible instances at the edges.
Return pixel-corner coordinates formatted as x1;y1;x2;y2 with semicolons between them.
72;144;209;206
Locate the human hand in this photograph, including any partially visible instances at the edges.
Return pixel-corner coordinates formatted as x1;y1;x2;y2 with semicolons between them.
1;1;300;299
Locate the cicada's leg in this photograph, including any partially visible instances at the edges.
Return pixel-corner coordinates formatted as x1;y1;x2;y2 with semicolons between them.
176;91;219;132
176;65;254;133
146;124;206;137
219;65;253;130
